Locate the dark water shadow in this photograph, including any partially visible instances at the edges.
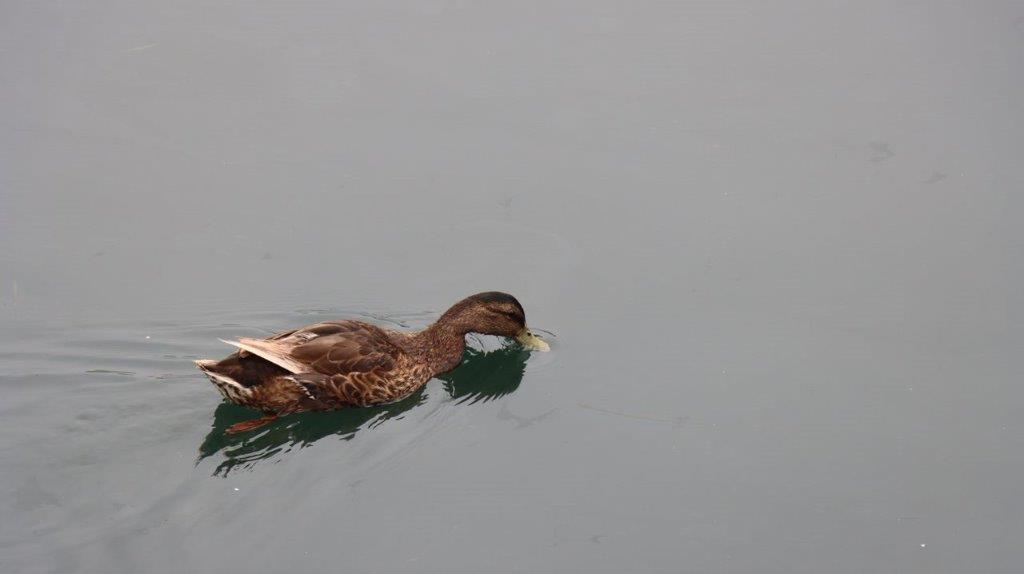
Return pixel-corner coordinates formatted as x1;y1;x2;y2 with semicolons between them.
196;345;529;476
437;345;530;404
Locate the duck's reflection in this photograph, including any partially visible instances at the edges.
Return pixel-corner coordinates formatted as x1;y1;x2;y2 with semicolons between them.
437;345;529;404
197;345;529;476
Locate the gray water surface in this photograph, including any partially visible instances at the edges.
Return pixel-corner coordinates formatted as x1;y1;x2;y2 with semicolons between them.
2;1;1022;573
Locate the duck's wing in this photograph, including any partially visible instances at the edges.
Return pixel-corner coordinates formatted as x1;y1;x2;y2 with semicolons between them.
221;321;402;377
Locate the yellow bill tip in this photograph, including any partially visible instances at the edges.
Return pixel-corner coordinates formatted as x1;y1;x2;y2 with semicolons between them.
516;328;550;352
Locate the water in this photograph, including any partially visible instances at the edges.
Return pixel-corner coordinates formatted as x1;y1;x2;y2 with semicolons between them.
2;1;1022;572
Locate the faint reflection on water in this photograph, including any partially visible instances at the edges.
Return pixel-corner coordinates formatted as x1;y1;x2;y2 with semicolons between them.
196;345;530;476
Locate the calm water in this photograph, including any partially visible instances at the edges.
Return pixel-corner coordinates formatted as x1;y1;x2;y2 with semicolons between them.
2;2;1022;572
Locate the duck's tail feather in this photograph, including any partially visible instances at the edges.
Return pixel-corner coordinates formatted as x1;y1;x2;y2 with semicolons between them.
195;359;253;403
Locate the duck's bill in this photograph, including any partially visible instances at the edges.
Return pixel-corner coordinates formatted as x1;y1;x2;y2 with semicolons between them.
516;327;550;352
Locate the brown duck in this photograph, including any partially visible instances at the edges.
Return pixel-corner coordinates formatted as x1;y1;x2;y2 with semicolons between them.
195;292;549;434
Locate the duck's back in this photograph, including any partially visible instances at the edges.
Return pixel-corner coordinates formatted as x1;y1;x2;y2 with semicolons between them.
218;320;405;381
276;320;404;375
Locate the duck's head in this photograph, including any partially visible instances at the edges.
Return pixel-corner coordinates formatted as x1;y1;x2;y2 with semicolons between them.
439;292;550;352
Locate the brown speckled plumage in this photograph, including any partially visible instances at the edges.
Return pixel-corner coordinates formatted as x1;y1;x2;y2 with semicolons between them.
195;292;545;433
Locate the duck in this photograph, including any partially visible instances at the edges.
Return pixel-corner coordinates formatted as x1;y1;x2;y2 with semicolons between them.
195;292;549;434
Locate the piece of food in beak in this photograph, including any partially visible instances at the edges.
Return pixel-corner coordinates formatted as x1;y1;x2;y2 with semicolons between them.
516;328;550;352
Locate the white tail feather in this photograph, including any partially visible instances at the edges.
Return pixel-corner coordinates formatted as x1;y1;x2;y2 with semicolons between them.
195;359;252;402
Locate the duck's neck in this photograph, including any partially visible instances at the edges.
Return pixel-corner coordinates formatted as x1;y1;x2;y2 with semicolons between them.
409;320;467;375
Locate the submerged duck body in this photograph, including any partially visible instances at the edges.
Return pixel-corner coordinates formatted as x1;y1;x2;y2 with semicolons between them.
195;292;548;433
